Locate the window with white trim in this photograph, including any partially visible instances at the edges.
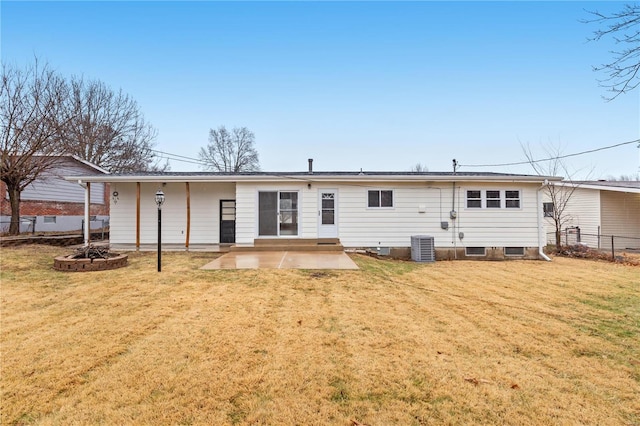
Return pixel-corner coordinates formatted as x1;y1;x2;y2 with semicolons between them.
543;202;554;217
505;190;521;208
486;190;501;208
368;190;393;208
465;189;521;209
466;190;481;208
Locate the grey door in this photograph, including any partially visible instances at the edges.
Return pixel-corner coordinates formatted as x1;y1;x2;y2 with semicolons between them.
220;200;236;244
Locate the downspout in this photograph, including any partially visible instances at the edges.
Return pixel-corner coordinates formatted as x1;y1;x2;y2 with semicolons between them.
537;181;551;261
185;182;191;250
451;159;458;259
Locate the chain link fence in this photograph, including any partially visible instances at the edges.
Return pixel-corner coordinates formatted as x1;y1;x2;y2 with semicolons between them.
547;227;640;259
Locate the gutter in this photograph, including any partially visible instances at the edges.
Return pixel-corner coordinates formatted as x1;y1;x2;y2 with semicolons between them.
537;181;551;261
63;173;563;184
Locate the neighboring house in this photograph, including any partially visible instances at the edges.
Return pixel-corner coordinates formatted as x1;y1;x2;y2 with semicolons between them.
66;163;561;260
543;181;640;250
0;155;109;233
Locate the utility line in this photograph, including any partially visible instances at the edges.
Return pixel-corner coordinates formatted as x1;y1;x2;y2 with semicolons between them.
150;149;205;166
459;139;640;168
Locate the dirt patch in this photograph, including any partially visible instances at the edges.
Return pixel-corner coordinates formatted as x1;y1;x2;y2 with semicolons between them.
556;244;640;266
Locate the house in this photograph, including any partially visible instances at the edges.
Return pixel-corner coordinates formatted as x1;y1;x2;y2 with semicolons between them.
544;180;640;250
0;156;109;233
65;162;561;260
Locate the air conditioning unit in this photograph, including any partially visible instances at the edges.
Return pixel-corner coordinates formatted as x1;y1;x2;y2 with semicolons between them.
411;235;435;262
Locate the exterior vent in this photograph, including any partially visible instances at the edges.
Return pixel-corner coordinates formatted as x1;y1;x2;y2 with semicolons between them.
411;235;435;262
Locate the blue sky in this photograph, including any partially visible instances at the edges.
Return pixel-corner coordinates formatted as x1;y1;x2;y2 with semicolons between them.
2;1;639;178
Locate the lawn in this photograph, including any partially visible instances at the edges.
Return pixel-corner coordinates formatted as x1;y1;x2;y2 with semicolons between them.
1;245;639;425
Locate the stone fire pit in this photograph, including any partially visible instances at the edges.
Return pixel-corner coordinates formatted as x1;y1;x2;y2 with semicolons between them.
54;245;128;272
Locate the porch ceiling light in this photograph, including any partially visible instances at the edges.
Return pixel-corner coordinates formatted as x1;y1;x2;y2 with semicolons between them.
155;190;165;208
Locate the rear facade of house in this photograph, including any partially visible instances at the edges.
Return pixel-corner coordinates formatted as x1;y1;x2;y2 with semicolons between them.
84;170;558;260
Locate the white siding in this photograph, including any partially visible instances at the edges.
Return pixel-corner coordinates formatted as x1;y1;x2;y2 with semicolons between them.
600;191;640;249
109;181;235;245
189;182;235;244
21;158;105;204
235;184;256;244
456;184;540;248
543;187;601;246
338;183;450;247
331;182;540;249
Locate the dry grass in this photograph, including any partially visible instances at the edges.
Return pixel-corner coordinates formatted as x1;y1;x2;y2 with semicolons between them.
1;246;639;425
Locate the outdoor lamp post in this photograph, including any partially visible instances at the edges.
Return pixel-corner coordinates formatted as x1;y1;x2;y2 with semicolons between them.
155;189;165;272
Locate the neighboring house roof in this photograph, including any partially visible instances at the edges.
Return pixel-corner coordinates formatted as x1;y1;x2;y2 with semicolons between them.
64;170;562;184
67;155;110;175
554;180;640;194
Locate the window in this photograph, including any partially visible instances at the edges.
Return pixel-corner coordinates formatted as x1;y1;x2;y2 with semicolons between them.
44;216;56;224
486;190;501;208
259;191;299;236
466;189;521;209
465;247;486;256
466;190;481;208
504;247;525;256
505;190;521;208
543;202;554;218
368;190;393;208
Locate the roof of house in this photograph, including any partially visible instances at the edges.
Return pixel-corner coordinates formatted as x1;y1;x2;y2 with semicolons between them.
67;155;110;175
64;170;562;184
555;180;640;193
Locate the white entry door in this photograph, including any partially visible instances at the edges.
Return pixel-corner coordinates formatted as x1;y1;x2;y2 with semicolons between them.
318;190;338;238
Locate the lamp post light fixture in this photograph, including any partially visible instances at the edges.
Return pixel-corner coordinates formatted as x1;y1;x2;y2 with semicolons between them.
155;189;165;272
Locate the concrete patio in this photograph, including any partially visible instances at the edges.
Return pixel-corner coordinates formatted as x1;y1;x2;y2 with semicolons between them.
200;251;359;270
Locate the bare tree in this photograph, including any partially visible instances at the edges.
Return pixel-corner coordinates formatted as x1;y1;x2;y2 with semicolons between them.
199;126;260;172
605;173;640;181
584;4;640;100
1;60;69;235
62;77;161;172
411;163;429;172
522;143;586;252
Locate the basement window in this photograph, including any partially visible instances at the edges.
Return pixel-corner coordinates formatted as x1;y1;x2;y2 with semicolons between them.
504;247;525;256
465;247;486;256
43;216;56;224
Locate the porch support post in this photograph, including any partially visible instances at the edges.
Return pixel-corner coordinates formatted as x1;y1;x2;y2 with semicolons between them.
84;181;91;247
136;182;141;250
185;182;191;249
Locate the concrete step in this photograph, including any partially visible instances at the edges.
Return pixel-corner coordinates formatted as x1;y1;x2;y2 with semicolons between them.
230;238;344;252
253;238;341;246
230;245;344;252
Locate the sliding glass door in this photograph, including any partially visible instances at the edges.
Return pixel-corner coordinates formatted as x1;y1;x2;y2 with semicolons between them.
258;191;298;236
